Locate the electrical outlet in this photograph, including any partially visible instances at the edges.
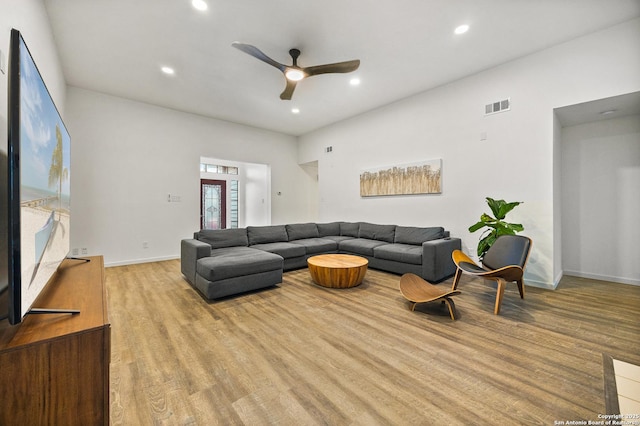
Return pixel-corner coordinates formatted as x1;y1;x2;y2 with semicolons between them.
143;241;149;249
81;248;88;255
72;248;79;256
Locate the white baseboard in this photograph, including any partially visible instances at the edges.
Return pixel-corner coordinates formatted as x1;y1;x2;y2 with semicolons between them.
105;255;179;268
563;270;640;287
524;278;557;290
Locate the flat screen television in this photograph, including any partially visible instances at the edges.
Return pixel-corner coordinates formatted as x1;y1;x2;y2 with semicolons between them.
1;29;72;325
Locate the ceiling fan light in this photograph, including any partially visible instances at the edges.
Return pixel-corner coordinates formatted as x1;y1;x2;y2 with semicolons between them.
192;0;208;11
454;24;470;35
285;68;305;81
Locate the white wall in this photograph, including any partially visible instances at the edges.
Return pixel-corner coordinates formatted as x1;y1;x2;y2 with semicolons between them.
299;161;319;222
65;87;311;266
298;19;640;288
552;112;564;285
0;0;67;159
244;162;271;226
561;115;640;285
0;0;66;122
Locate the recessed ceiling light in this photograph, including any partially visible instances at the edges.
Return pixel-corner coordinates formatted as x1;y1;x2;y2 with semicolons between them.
192;0;208;11
161;66;175;75
291;108;300;114
454;24;470;35
350;77;361;86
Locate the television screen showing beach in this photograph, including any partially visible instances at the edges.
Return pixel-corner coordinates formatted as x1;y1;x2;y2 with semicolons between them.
18;36;70;318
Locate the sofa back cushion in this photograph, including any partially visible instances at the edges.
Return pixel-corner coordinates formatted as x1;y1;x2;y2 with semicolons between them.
247;225;289;245
340;222;360;237
197;228;249;249
394;226;444;245
316;222;342;237
286;223;319;240
358;222;396;243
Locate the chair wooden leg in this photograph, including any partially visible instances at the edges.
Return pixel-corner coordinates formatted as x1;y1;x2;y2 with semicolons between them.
452;268;462;291
494;279;506;315
516;279;525;299
442;297;458;320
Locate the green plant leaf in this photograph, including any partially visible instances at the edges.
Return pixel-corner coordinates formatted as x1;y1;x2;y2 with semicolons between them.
470;197;525;258
477;233;497;258
497;201;522;219
468;221;485;233
486;197;502;218
493;222;515;235
480;213;496;223
509;223;524;232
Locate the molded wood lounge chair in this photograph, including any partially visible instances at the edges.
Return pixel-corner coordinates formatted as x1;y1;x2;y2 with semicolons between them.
399;273;461;320
452;235;532;315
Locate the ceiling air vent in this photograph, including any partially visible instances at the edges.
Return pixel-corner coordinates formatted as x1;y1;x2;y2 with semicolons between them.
485;98;511;115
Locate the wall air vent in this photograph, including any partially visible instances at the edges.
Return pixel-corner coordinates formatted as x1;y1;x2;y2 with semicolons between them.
485;98;511;115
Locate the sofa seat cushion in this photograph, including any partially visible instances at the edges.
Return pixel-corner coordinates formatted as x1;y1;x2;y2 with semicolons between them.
251;242;306;258
289;238;338;254
197;247;283;281
339;238;389;256
321;235;354;243
374;243;422;265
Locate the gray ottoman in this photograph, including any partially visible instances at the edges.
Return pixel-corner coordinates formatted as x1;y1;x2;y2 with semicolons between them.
194;246;283;299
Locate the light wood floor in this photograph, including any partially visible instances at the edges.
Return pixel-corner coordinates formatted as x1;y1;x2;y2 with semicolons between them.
107;260;640;425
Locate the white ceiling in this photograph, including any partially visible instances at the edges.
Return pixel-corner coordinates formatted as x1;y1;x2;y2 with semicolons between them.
43;0;640;136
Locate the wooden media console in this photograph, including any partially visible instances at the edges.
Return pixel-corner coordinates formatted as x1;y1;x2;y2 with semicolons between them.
0;256;110;425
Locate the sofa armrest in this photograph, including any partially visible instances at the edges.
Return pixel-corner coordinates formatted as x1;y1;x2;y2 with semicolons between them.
422;237;462;282
181;239;212;285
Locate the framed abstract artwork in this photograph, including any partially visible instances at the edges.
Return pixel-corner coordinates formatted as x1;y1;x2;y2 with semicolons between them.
360;159;442;197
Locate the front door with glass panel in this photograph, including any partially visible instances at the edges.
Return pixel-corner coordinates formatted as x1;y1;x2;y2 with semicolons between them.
201;179;227;229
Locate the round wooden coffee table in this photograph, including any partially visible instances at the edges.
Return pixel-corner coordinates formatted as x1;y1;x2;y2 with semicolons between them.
307;254;368;288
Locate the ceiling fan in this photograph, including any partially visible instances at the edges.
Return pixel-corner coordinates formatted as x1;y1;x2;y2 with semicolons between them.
232;42;360;100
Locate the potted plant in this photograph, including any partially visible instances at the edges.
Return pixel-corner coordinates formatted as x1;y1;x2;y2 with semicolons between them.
469;197;524;259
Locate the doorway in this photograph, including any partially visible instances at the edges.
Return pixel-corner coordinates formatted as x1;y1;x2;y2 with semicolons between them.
555;91;640;286
200;157;271;228
201;179;227;230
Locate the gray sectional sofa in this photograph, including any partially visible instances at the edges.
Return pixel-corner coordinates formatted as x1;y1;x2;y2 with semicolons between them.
181;222;461;300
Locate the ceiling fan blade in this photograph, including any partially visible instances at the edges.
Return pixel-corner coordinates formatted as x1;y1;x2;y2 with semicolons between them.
280;79;297;100
231;42;286;73
304;59;360;77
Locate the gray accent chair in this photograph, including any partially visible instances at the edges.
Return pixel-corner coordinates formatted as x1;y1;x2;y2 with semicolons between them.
451;234;532;315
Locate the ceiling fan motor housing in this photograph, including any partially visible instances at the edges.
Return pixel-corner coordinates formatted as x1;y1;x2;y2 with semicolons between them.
289;48;301;66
